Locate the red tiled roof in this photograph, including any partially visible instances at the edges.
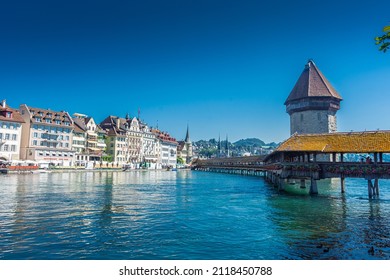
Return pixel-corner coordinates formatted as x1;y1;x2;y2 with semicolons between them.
26;106;72;126
0;104;25;123
285;60;342;104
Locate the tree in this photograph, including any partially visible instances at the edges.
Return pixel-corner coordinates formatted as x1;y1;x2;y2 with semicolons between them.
177;157;184;164
375;24;390;52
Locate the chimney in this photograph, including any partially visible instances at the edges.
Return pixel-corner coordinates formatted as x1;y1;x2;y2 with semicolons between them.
1;99;5;108
116;118;121;130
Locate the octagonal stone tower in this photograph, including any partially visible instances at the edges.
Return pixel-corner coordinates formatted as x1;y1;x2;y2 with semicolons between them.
285;60;342;135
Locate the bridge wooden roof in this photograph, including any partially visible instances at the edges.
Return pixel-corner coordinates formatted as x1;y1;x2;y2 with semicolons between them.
275;131;390;153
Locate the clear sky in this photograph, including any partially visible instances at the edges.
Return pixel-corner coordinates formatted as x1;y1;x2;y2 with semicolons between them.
1;0;389;143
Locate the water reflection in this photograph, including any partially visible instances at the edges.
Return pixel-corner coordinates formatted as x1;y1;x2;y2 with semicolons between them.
1;171;390;259
266;178;390;259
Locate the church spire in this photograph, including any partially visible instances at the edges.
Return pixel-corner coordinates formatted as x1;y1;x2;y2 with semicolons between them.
185;124;190;143
225;135;229;157
218;134;221;157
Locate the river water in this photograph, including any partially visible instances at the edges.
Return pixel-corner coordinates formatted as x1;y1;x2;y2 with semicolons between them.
0;170;389;260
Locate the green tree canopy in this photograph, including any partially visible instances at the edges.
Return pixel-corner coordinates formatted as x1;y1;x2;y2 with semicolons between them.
375;24;390;52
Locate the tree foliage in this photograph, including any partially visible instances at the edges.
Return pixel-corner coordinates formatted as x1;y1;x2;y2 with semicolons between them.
375;24;390;53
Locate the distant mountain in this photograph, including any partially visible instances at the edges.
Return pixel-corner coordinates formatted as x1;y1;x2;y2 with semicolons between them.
233;138;266;148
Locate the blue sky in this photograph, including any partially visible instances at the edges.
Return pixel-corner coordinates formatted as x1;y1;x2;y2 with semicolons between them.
1;0;389;143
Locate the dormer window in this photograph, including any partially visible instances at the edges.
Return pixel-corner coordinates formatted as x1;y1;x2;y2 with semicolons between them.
45;119;51;123
6;112;12;118
35;117;41;122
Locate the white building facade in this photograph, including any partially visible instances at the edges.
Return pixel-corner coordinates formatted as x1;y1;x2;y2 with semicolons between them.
0;100;24;161
19;105;75;167
152;129;178;169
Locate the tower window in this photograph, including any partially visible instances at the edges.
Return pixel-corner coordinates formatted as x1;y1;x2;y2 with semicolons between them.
317;112;321;120
300;114;304;122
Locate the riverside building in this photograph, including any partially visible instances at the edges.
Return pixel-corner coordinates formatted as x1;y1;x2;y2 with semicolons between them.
152;129;178;169
101;114;167;168
139;121;159;168
19;104;75;167
72;113;107;167
0;100;24;162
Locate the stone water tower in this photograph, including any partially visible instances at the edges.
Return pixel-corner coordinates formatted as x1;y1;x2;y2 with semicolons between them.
285;60;342;135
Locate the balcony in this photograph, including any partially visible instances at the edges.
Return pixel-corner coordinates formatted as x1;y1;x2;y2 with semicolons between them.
42;131;59;138
42;139;59;143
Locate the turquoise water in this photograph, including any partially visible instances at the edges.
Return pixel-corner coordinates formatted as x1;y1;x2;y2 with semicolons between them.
0;170;389;260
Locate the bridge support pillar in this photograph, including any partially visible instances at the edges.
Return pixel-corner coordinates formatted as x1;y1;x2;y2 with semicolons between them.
341;176;345;193
368;180;374;198
309;178;318;195
300;179;306;189
278;178;285;191
374;179;379;196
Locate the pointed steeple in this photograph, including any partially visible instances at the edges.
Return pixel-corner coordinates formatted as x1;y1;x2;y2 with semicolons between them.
217;134;221;157
225;135;229;157
185;124;190;143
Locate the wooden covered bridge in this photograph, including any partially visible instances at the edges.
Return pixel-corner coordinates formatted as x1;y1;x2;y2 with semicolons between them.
192;130;390;198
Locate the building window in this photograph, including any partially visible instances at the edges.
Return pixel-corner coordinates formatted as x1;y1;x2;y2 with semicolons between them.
300;114;304;122
56;120;61;125
33;132;38;138
3;144;8;151
12;134;17;141
45;119;51;123
11;145;16;152
5;133;10;140
6;112;12;118
35;117;41;122
33;140;38;146
0;133;2;140
65;143;69;148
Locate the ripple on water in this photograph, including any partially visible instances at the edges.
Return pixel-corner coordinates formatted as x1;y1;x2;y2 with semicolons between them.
1;172;390;259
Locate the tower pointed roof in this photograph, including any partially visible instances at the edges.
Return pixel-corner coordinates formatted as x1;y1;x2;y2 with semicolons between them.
285;60;342;105
185;125;190;142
